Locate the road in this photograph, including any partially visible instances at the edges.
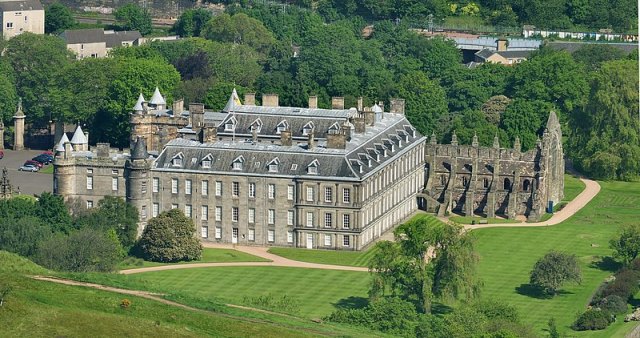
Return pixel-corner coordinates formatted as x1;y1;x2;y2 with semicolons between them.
0;149;53;196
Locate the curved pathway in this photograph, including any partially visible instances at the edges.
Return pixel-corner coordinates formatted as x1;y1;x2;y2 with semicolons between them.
464;177;600;230
120;245;368;274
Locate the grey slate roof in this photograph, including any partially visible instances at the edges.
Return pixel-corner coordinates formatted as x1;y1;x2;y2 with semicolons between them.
103;30;142;48
475;48;532;60
0;0;43;11
60;28;141;48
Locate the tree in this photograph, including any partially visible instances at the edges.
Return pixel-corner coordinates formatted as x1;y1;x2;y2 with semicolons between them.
201;13;275;54
0;216;50;257
610;224;640;265
35;228;124;272
500;99;553;150
172;8;212;38
572;44;626;70
204;82;249;110
45;3;76;34
75;196;139;250
114;3;152;35
368;216;480;313
35;192;73;234
136;209;202;263
0;58;18;125
396;72;448;137
529;251;582;295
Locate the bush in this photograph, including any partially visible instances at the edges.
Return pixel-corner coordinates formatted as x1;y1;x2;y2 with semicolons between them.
600;269;640;300
325;297;418;337
529;251;582;295
242;294;300;314
597;295;628;314
136;209;202;263
572;309;614;331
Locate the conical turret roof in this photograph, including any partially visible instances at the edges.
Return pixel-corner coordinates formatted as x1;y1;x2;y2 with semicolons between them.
56;133;70;151
222;88;242;112
131;137;148;160
70;126;87;144
149;87;166;105
133;93;145;111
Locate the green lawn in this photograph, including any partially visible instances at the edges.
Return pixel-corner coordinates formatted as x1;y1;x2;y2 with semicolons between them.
38;165;54;174
118;248;270;269
71;267;371;320
563;174;587;202
474;180;640;337
449;215;521;225
0;251;377;337
267;247;377;267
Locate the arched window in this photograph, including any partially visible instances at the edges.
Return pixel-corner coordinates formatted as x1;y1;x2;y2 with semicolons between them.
523;179;531;192
503;178;511;190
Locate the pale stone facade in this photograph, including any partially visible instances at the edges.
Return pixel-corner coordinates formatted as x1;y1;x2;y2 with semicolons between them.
12;99;25;150
0;0;44;40
60;28;142;59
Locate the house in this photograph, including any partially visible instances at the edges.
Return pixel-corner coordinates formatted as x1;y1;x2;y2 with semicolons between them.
0;0;44;40
59;28;142;59
474;38;532;65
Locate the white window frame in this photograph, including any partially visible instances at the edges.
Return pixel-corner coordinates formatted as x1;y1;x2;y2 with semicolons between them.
152;177;159;193
268;184;276;199
249;183;256;198
112;177;118;191
215;227;222;239
86;200;93;209
268;209;275;225
152;203;159;217
343;235;350;247
201;205;208;220
215;206;222;221
86;176;93;190
171;178;178;194
306;212;314;227
343;188;351;203
248;228;255;241
202;180;208;196
324;213;332;228
201;226;208;238
185;179;192;195
248;208;255;223
287;185;294;200
324;187;332;202
306;186;314;202
215;181;222;196
287;210;294;226
232;207;239;222
184;204;192;218
232;182;240;197
287;231;293;243
324;235;332;247
343;214;351;229
171;204;178;209
141;206;147;219
268;229;275;242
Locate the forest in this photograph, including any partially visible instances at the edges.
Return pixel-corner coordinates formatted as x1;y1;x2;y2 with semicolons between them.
0;2;638;180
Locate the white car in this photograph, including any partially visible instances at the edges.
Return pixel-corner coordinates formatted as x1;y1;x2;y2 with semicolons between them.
18;164;39;172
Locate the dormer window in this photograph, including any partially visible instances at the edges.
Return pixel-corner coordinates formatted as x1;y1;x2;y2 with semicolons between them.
201;154;213;168
224;115;237;131
302;121;315;135
171;153;184;167
267;158;280;173
307;159;319;174
232;155;244;170
350;159;363;174
291;164;298;171
328;122;340;132
276;120;289;134
251;118;263;133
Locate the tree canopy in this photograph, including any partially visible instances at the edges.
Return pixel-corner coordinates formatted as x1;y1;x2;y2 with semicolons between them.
114;3;152;35
529;251;582;295
45;3;76;34
136;209;203;263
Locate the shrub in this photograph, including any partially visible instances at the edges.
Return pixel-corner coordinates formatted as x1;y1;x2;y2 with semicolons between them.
120;299;131;309
472;299;519;323
325;297;418;337
529;251;582;295
136;209;202;263
597;295;628;314
572;309;614;331
600;269;640;300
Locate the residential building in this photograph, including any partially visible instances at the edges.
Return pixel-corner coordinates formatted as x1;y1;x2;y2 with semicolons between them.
59;28;142;59
0;0;44;40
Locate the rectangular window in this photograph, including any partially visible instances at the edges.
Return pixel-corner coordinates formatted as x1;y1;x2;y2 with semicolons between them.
185;179;192;195
215;181;222;196
185;204;192;218
215;227;221;239
268;209;275;225
268;230;275;242
112;177;118;191
343;188;351;203
287;231;293;243
232;207;239;222
141;182;147;194
343;235;350;247
112;169;118;175
141;206;147;219
287;185;294;200
171;178;178;194
248;208;255;223
86;168;93;174
86;176;93;190
324;187;332;202
268;184;276;199
86;200;93;209
152;203;159;217
153;177;159;192
215;206;222;221
202;180;208;196
324;235;332;246
324;213;332;228
202;160;211;168
306;187;314;202
232;182;240;197
306;212;314;227
171;204;178;209
287;210;294;226
6;22;13;28
249;183;256;198
201;205;208;220
343;214;351;229
248;229;255;241
201;226;208;238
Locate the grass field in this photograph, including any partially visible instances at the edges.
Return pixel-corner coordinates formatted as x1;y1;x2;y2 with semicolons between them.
474;180;640;337
38;165;54;174
267;247;377;267
0;251;379;337
118;248;269;269
449;215;521;225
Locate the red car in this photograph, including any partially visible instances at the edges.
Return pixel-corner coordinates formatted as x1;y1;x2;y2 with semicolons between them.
0;150;3;159
24;160;43;169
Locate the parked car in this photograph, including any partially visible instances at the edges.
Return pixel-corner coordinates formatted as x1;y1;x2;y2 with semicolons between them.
0;150;3;159
18;164;39;172
42;151;54;156
32;154;53;165
24;160;43;169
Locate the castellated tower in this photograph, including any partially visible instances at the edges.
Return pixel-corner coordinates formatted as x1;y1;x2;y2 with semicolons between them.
126;137;152;236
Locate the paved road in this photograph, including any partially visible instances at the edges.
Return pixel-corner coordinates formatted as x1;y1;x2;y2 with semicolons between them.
0;149;53;196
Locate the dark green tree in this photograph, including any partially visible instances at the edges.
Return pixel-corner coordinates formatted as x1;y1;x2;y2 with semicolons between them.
572;44;627;70
201;13;275;54
204;82;249;110
396;72;448;136
0;58;17;125
172;8;212;38
0;216;50;257
500;99;553;150
136;209;202;262
529;251;582;295
610;224;640;265
75;196;139;250
45;3;76;34
114;3;152;35
36;192;73;234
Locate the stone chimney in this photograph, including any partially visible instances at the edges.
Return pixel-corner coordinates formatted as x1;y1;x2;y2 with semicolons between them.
84;131;89;151
280;129;292;146
199;126;217;143
189;103;205;128
262;94;279;107
172;99;184;115
331;97;344;110
326;130;346;149
390;99;405;114
354;116;366;133
63;142;71;159
251;128;258;143
307;130;315;149
96;143;110;158
308;96;318;109
364;111;375;126
496;38;508;52
357;97;363;112
244;93;256;106
341;122;351;141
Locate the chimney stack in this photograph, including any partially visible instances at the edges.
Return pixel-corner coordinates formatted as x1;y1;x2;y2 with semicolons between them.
357;97;363;112
341;122;351;141
364;110;375;126
326;130;346;149
378;101;384;112
172;99;184;115
496;38;508;52
308;95;318;109
390;98;405;114
354;116;366;133
244;93;256;106
331;97;344;110
189;103;205;128
262;94;279;107
96;143;110;158
280;129;292;146
199;125;217;143
307;130;315;149
251;128;258;143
